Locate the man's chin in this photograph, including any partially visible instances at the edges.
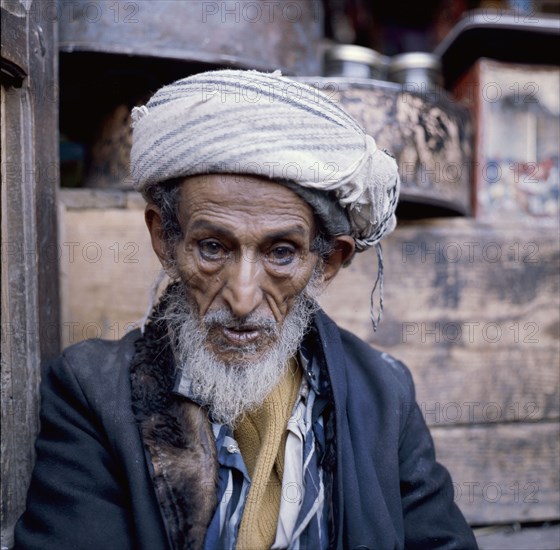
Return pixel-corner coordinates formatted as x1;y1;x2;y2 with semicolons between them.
207;343;273;366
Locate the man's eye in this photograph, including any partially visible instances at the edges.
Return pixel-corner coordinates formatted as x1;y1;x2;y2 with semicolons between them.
268;246;295;265
198;240;227;261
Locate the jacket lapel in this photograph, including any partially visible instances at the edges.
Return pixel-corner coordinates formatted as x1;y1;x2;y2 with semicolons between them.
314;310;398;549
313;311;348;548
129;317;218;550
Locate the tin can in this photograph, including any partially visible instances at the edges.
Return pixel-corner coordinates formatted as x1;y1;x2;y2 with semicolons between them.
388;52;443;89
323;44;389;80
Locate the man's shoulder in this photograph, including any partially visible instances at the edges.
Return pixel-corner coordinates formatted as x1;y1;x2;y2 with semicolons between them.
46;329;141;394
340;326;411;376
342;327;414;391
62;328;139;361
315;310;415;399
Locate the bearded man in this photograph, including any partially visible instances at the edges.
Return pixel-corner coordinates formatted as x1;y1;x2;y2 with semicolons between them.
15;70;477;550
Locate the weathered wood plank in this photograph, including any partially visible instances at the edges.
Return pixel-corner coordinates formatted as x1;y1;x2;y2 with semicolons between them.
323;218;559;336
475;524;560;550
1;86;36;550
433;422;560;524
29;4;61;365
59;188;128;209
1;2;59;547
320;218;560;424
59;206;162;348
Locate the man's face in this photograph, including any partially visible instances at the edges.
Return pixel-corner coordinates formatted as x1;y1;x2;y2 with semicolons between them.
170;174;320;363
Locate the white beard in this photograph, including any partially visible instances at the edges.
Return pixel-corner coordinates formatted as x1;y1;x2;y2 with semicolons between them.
161;274;323;427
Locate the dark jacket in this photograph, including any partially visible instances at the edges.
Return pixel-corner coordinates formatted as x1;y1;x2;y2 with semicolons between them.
14;310;477;550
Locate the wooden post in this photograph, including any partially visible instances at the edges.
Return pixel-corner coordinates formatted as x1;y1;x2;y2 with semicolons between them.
1;1;60;547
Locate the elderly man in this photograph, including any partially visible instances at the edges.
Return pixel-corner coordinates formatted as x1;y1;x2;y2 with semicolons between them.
15;70;477;549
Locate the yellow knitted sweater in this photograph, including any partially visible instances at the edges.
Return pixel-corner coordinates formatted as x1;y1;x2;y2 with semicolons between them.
234;360;302;550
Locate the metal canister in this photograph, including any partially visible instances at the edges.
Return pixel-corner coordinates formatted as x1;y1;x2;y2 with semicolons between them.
323;44;388;80
387;52;443;89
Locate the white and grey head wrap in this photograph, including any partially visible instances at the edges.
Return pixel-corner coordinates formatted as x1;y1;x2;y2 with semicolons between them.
130;69;400;251
131;69;400;329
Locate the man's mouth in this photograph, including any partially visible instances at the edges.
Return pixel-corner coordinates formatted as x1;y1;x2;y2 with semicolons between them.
221;326;262;345
204;313;277;354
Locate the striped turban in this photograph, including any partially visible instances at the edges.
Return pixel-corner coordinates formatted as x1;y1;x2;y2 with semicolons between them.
130;69;400;250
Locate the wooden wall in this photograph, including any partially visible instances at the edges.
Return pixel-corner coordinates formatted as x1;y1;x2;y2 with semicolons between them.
60;189;560;529
322;218;560;525
59;190;160;348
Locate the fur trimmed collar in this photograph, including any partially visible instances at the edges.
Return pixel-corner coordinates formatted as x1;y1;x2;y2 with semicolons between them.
130;291;218;550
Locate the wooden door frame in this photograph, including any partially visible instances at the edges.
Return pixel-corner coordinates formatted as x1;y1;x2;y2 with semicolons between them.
1;2;60;547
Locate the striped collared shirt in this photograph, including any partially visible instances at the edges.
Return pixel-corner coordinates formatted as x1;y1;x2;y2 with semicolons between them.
176;347;332;549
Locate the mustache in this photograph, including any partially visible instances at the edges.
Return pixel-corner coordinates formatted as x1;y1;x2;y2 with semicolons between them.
203;309;277;335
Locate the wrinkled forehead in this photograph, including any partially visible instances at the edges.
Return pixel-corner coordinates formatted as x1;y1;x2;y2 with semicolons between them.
177;173;350;240
175;173;318;237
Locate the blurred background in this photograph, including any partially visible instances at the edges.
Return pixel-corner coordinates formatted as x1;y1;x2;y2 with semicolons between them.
2;1;559;548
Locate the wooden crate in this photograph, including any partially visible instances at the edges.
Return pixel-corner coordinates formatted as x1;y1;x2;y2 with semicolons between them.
59;189;161;348
321;217;560;525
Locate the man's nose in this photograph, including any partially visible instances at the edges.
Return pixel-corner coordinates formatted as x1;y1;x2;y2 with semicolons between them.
221;250;263;318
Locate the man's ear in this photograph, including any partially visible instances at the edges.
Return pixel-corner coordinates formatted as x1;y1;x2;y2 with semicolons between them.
321;235;356;285
145;204;174;271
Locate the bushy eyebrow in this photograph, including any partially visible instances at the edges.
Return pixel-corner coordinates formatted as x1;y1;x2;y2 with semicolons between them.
265;227;307;242
189;219;235;239
189;219;308;243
